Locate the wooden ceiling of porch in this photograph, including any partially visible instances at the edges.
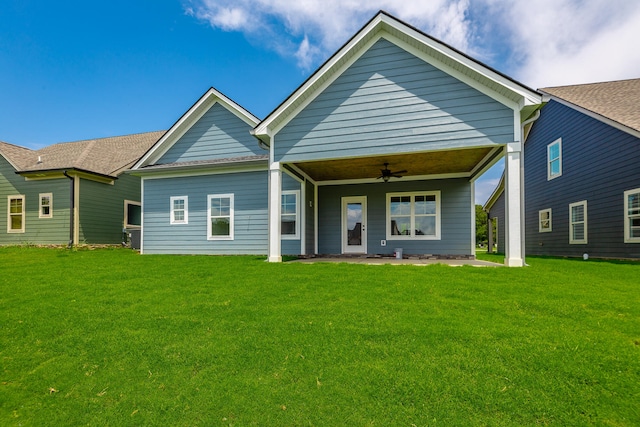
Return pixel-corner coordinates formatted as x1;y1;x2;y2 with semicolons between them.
292;147;494;182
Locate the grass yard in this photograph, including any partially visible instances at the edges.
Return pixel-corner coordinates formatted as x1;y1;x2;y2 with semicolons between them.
1;247;638;426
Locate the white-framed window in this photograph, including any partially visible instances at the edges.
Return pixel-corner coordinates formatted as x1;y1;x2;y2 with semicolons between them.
386;191;441;240
281;190;300;239
7;195;25;233
569;200;587;244
624;188;640;243
39;193;53;219
124;200;142;228
170;196;188;224
539;208;552;233
208;194;234;240
547;138;562;180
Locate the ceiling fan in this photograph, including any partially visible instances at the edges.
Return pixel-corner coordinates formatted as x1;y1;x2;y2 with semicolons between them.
377;163;407;183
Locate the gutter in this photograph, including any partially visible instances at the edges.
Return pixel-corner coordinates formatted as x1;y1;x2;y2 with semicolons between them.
63;171;75;248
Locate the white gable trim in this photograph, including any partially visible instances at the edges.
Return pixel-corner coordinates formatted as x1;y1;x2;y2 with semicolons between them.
133;88;260;169
253;12;541;141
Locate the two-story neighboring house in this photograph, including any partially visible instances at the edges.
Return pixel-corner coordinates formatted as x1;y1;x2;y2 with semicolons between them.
131;11;543;266
0;131;163;246
486;78;640;259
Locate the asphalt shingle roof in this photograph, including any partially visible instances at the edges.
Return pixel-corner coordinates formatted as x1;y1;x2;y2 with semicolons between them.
541;78;640;133
0;131;165;177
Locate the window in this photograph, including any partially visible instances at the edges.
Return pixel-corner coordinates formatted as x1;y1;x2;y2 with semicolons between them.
547;138;562;180
281;190;299;239
7;195;25;233
539;208;552;232
569;200;587;244
624;188;640;243
387;191;440;240
124;200;142;228
208;194;233;240
39;193;53;218
170;196;188;224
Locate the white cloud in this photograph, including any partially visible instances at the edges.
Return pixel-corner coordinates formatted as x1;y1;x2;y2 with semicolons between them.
186;0;640;86
478;0;640;88
185;0;473;69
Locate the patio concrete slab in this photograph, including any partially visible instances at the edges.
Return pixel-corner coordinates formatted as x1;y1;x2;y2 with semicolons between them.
288;256;503;267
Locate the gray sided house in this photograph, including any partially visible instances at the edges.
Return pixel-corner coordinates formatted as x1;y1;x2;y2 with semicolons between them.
131;12;543;266
130;88;275;255
485;78;640;259
253;11;542;266
0;132;163;245
525;79;640;259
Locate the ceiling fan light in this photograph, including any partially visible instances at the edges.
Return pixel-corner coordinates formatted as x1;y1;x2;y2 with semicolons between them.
383;175;390;183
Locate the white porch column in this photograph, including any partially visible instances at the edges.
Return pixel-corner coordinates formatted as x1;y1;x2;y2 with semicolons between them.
504;143;524;267
268;161;282;262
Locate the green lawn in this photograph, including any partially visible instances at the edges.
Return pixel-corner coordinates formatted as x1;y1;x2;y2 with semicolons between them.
1;247;638;426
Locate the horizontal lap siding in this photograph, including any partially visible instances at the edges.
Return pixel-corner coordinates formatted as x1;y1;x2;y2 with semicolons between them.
281;172;302;255
0;157;71;244
142;171;268;254
317;178;472;255
79;174;141;244
158;103;262;163
488;192;506;254
275;38;513;162
524;100;640;258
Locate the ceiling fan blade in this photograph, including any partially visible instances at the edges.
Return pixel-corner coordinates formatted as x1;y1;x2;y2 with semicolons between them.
391;170;407;175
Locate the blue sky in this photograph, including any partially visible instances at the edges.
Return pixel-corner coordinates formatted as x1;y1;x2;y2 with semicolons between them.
2;0;639;204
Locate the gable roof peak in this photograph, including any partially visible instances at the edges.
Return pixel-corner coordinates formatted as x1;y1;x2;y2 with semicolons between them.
253;10;541;140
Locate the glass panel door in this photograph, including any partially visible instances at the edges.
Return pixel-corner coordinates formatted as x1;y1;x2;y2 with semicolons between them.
342;196;367;254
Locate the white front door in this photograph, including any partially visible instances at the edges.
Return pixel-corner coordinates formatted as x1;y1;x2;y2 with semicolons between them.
342;196;367;254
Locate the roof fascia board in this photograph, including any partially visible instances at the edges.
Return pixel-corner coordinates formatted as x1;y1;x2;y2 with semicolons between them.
133;88;260;169
0;151;21;171
541;92;640;140
254;12;541;139
20;168;116;185
254;13;386;137
135;162;267;180
380;19;540;108
271;34;382;136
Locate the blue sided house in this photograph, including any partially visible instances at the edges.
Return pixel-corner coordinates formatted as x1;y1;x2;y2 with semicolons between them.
131;11;543;266
485;78;640;259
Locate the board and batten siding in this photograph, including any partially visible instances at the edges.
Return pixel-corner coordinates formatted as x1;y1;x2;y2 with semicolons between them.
142;171;268;255
275;38;514;163
157;103;264;164
524;100;640;258
317;178;472;255
0;156;71;245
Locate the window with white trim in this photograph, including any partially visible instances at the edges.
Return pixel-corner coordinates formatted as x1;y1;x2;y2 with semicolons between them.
281;190;299;239
539;208;552;232
124;200;142;228
208;194;233;240
547;138;562;180
7;195;25;233
39;193;53;219
624;188;640;243
387;191;440;240
170;196;188;224
569;200;587;244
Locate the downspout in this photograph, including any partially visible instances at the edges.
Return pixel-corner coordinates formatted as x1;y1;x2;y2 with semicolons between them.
63;171;74;249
